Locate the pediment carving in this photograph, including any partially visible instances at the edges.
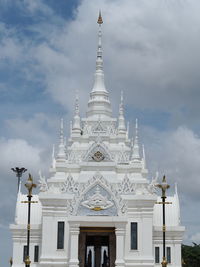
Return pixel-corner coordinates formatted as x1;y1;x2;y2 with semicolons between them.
68;172;126;216
83;142;113;162
81;185;114;211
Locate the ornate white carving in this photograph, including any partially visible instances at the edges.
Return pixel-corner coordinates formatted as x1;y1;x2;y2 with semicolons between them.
38;170;48;192
148;171;159;194
92;120;106;133
67;172;126;216
81;185;114;211
117;174;136;194
117;151;129;164
83;142;113;162
60;174;79;193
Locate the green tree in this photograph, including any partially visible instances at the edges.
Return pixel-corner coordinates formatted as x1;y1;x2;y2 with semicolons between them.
182;243;200;267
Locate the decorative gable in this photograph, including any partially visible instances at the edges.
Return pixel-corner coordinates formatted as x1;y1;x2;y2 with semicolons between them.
83;142;113;162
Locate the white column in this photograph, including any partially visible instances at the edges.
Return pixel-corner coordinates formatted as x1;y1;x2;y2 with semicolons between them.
115;226;125;267
69;224;80;267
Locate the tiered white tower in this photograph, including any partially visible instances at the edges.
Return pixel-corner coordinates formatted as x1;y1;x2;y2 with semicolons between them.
10;13;185;267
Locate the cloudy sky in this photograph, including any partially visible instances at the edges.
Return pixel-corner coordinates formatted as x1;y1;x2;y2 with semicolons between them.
1;0;200;264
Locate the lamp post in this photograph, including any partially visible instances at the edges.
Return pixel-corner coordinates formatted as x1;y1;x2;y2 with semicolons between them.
156;175;170;267
11;167;27;192
22;174;37;267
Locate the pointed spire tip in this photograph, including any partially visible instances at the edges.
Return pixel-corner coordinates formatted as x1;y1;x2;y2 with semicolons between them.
97;10;103;24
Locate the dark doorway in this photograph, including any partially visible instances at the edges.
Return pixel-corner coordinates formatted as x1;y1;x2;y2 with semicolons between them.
79;227;116;267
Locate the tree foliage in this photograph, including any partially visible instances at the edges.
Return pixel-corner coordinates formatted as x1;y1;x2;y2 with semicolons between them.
182;243;200;267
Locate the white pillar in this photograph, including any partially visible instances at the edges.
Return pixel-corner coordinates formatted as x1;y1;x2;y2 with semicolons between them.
115;226;125;267
69;224;80;267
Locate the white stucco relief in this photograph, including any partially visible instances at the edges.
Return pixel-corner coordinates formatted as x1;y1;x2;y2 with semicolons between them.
38;170;48;192
59;172;126;216
81;185;114;211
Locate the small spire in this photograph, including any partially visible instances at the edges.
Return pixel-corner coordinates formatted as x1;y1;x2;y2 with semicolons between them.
60;118;64;144
97;10;103;24
52;144;56;168
142;144;146;169
132;118;140;161
175;182;178;195
75;90;79;115
126;121;129;138
72;91;81;133
52;144;55;159
57;118;66;160
131;137;134;148
118;90;126;133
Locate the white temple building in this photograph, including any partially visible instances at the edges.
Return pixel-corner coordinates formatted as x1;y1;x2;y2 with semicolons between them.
10;13;185;267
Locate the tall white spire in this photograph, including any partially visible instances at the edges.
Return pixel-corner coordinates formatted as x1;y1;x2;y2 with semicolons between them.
57;118;66;161
72;91;81;134
87;11;112;118
142;144;146;169
118;91;126;133
132;118;140;161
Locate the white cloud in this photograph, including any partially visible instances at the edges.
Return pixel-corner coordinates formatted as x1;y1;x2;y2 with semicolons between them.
5;113;58;146
0;138;42;172
1;0;200;122
144;126;200;199
28;0;200;119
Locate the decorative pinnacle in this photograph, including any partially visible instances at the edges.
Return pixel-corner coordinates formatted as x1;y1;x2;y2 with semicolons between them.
142;144;146;168
60;118;64;144
25;174;37;196
97;11;103;24
75;90;80;115
135;118;138;139
58;118;66;159
156;175;170;198
118;90;126;132
132;118;140;160
119;91;124;114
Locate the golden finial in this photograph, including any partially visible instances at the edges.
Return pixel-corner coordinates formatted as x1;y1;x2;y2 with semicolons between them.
97;10;103;24
25;173;37;196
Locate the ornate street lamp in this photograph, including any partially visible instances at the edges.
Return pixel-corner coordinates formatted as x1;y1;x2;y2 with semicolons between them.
22;174;37;267
156;175;171;267
11;167;27;192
